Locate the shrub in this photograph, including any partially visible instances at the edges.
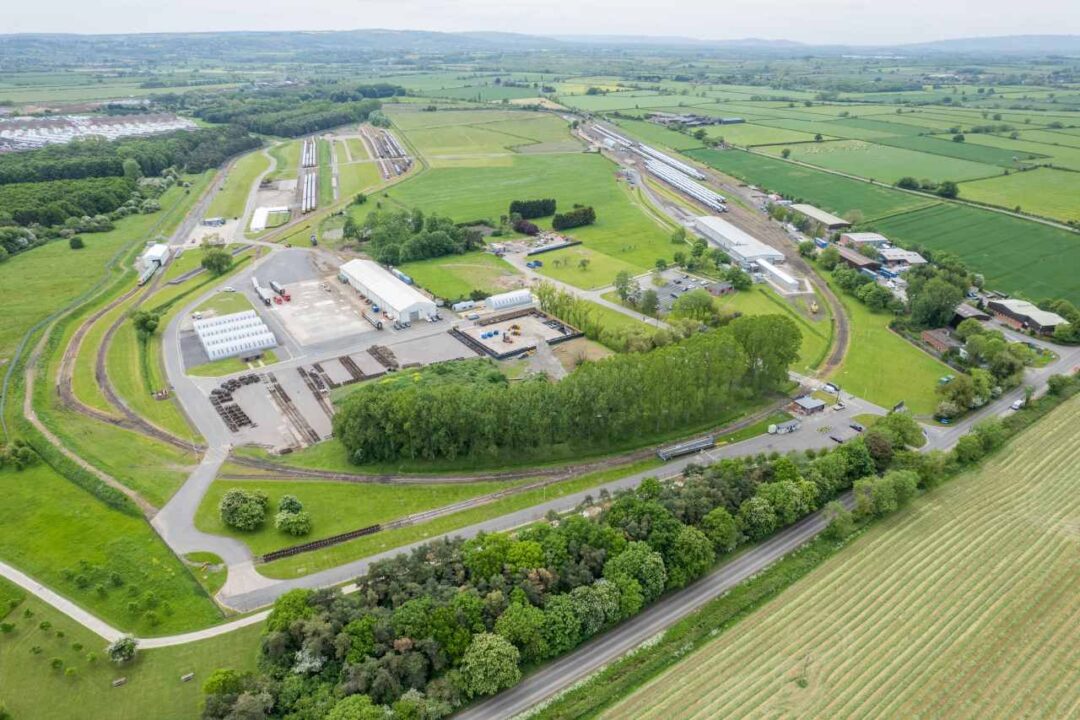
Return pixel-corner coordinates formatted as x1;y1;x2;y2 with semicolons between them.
551;205;596;231
275;510;312;536
68;236;85;250
219;489;269;531
107;635;138;664
277;495;303;514
508;199;556;219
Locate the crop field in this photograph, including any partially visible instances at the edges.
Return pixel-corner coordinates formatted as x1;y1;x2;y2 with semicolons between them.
760;139;1000;183
373;153;674;287
686;148;934;220
387;109;578;161
0;465;222;635
559;92;709;112
194;477;527;556
704;123;833;146
603;396;1080;720
0;589;259;720
1014;128;1080;148
871;203;1080;303
960;167;1080;223
608;118;707;150
962;133;1080;171
206;149;268;219
397;250;524;300
422;84;539;102
874;134;1045;167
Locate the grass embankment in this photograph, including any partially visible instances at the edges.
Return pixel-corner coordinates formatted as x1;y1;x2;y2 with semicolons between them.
398;250;524;300
206;150;269;220
186;349;278;379
0;589;258;720
597;395;1080;719
318;138;334;205
258;459;662;579
266;139;301;183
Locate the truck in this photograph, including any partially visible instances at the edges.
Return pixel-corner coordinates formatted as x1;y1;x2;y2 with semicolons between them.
255;286;273;306
269;280;286;296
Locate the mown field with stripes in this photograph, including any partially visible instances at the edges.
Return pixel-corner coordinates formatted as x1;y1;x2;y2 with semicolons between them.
603;397;1080;720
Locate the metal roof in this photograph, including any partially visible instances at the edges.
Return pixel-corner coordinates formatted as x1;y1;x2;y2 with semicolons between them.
990;299;1067;328
791;204;850;228
794;396;826;410
693;216;784;263
340;259;437;317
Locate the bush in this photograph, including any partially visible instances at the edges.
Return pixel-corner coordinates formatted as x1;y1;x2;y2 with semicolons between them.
277;495;303;514
68;236;85;250
953;434;985;465
106;635;138;664
274;510;312;536
219;489;269;531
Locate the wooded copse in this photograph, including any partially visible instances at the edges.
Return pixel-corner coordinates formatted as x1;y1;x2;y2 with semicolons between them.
345;208;484;265
551;205;596;231
509;198;556;219
333;314;801;462
204;426;920;720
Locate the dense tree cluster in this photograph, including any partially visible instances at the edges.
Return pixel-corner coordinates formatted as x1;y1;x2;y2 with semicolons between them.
0;176;134;227
508;199;556;219
204;430;915;719
551;205;596;231
195;97;382;137
346;208;483;265
334;314;800;463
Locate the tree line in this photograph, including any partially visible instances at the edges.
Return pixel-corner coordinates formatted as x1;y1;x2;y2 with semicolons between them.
203;408;946;720
194;96;382;137
508;198;556;219
551;205;596;231
333;314;801;463
344;208;485;266
0;176;134;228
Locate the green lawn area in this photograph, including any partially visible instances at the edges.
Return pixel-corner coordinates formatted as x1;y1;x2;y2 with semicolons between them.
187;349;278;378
266;139;301;182
258;459;662;579
759;139;1001;184
387;108;575;160
0;589;258;720
195;476;532;557
194;290;254;317
206;150;268;220
346;137;369;160
364;152;674;288
685;148;933;221
870;203;1080;304
715;287;833;373
821;273;948;416
0;465;223;635
535;245;645;290
398;250;524;300
959;167;1080;223
0;174;212;362
609;118;708;151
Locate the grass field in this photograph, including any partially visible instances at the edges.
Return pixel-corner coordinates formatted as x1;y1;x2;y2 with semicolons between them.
685;148;933;220
760;139;1001;184
706;123;834;146
387;108;578;161
397;250;524;300
609;118;708;151
194;476;531;556
870;203;1080;303
875;133;1046;167
603;395;1080;720
318;138;333;205
823;272;947;415
0;590;258;720
206;149;268;219
959;167;1080;223
0;465;222;635
266;140;301;182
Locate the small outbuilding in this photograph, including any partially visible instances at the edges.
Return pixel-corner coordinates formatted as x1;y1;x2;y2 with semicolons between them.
879;247;927;268
921;328;963;355
486;289;534;311
792;396;826;415
791;204;851;232
952;303;990;326
836;245;880;272
839;232;889;248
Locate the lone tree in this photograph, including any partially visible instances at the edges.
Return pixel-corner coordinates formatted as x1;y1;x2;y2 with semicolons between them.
106;636;138;664
131;311;161;340
219;489;270;531
68;236;85;250
200;245;234;277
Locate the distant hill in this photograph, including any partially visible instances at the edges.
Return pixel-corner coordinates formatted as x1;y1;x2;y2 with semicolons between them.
898;35;1080;55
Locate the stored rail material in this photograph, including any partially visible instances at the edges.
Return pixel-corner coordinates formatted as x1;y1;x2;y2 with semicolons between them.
259;523;382;563
637;143;707;179
367;127;412;176
300;171;317;213
645;160;727;212
657;435;716;460
361;310;383;330
591;124;633;148
263;372;321;445
301;138;317;168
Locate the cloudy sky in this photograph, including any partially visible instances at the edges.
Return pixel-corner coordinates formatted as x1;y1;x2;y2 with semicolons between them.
6;0;1079;45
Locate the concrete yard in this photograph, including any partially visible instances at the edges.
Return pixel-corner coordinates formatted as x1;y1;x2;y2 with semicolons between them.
392;332;477;366
459;313;574;357
273;278;372;346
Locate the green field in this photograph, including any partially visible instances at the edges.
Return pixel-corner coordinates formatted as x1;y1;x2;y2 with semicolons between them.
206;150;268;219
194;476;530;556
875;133;1046;167
959;167;1080;223
761;139;1001;184
397;250;524;300
610;118;708;151
686;148;933;220
0;589;258;720
706;123;834;146
604;396;1080;720
871;203;1080;303
0;465;222;635
387;108;578;161
317;138;333;205
266;139;301;181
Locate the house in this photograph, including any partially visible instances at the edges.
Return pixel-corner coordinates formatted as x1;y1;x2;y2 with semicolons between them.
878;247;927;269
839;232;889;248
921;328;963;355
836;245;880;272
790;204;851;232
792;396;826;415
987;299;1068;335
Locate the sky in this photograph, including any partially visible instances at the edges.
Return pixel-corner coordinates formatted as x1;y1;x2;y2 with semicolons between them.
5;0;1080;45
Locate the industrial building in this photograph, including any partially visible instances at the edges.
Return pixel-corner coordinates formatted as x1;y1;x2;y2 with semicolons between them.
879;247;927;268
693;216;784;266
952;303;991;326
194;310;277;362
339;259;437;322
487;289;534;311
758;259;801;292
0;113;195;151
793;396;826;415
839;232;889;248
836;245;880;272
791;204;851;232
141;243;170;268
986;299;1067;335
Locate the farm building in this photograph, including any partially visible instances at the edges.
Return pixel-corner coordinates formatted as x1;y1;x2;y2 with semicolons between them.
194;310;277;361
339;259;437;322
836;245;880;272
986;299;1067;335
922;328;964;355
791;204;851;232
952;303;991;326
792;396;826;415
487;289;534;311
839;232;889;248
879;247;927;268
709;281;735;297
693;216;784;266
758;259;801;292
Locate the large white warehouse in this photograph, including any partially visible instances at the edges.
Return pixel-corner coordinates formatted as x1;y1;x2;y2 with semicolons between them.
693;216;784;266
340;259;437;322
194;310;277;362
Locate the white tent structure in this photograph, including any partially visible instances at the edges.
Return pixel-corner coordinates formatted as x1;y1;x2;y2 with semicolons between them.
487;289;534;311
194;310;277;361
339;259;437;322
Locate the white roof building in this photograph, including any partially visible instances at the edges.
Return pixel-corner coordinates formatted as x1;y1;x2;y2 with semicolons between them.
791;204;851;230
693;216;784;266
193;310;277;362
340;259;437;321
142;243;171;267
487;289;534;311
879;248;927;266
758;259;800;292
840;232;890;247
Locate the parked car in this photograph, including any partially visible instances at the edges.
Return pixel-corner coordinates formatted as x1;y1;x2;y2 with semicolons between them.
222;286;236;293
824;383;839;394
832;402;846;410
1010;399;1025;411
466;312;480;321
829;435;844;444
849;422;865;433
